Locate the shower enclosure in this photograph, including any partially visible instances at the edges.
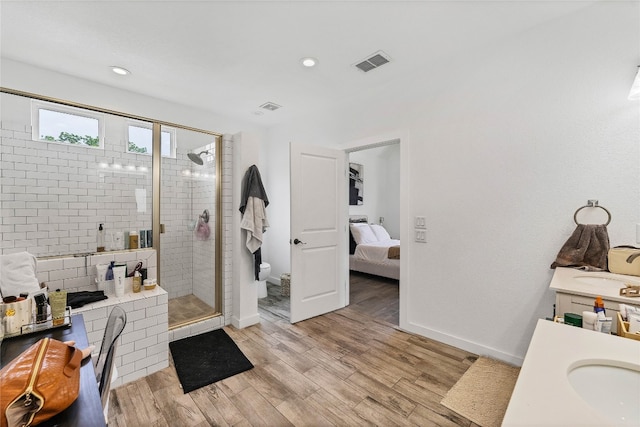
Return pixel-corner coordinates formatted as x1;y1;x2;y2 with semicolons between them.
161;126;221;328
0;89;222;330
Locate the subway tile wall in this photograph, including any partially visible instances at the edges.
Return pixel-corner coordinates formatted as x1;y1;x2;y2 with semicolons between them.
158;139;194;301
35;249;157;293
35;249;167;386
0;94;153;257
191;142;216;308
222;135;233;326
74;286;169;386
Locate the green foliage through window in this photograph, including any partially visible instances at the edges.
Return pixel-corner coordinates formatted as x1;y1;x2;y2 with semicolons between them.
41;132;99;146
128;141;148;154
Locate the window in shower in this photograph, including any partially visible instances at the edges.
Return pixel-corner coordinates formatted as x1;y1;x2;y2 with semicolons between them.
127;120;176;158
31;100;104;148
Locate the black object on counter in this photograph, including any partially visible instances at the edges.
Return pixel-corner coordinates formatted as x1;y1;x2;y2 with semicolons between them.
65;291;108;308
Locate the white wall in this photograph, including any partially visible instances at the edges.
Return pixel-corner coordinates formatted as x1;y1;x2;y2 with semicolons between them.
349;144;400;238
231;132;261;328
0;59;264;136
262;2;640;364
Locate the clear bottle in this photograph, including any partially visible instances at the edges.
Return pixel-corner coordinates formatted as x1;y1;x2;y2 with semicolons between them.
97;224;105;252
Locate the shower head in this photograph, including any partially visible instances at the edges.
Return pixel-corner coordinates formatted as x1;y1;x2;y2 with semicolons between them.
187;150;210;165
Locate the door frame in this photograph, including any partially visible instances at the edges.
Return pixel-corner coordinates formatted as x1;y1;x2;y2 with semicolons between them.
343;130;409;329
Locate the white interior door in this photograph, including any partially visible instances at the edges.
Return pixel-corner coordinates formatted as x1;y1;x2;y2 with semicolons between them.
290;142;347;323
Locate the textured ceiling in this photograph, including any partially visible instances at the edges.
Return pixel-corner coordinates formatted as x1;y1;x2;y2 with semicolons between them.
0;1;594;127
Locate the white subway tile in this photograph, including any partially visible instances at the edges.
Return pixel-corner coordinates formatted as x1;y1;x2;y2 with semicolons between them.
121;348;147;366
48;268;78;281
120;329;146;345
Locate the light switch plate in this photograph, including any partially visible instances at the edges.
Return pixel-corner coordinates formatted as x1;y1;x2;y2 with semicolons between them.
415;216;426;229
415;229;427;243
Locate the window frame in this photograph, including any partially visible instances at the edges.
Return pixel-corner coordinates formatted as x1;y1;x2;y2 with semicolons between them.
31;100;105;149
126;119;177;158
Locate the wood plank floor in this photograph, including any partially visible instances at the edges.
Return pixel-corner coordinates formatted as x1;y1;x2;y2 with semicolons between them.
348;272;399;325
258;271;399;325
109;290;479;426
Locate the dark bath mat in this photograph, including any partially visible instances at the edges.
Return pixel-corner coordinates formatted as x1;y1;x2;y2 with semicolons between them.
169;328;253;393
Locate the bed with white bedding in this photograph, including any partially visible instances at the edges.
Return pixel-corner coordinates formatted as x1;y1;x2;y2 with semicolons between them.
349;218;400;280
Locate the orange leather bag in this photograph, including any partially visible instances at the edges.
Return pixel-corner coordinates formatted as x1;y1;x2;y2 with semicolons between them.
0;338;82;427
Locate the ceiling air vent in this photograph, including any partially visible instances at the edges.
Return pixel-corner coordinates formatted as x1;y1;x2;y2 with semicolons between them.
259;102;282;111
354;51;391;73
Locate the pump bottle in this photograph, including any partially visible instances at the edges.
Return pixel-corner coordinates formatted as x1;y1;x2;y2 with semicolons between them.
97;224;105;252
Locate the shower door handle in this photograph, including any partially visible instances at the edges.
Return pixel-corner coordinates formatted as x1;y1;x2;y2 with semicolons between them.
292;238;306;245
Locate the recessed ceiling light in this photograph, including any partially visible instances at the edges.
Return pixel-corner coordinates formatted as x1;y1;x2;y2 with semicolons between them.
301;57;318;67
111;66;130;76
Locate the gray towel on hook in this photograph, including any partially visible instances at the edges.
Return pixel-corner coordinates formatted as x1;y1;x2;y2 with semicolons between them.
550;224;610;271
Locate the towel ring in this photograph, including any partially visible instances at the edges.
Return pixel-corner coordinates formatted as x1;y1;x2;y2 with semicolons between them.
573;201;611;226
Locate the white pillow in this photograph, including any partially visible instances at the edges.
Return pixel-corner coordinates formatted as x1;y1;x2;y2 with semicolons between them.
349;223;378;245
370;224;391;241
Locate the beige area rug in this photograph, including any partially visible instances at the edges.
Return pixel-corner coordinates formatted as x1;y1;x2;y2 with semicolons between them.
441;356;520;427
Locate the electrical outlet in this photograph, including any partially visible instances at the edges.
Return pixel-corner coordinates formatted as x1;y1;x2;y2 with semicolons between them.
415;216;426;229
415;229;427;243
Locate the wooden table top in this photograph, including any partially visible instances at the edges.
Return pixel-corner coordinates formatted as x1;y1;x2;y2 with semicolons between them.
1;314;106;427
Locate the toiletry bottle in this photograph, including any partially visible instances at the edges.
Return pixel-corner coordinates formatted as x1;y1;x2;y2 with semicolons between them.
97;224;105;252
594;296;606;315
113;266;126;297
129;231;139;249
594;296;606;332
132;271;142;293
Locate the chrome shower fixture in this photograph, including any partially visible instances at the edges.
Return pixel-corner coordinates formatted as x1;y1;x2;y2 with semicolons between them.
187;150;210;165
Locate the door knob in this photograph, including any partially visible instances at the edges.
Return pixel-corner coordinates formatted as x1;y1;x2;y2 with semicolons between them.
293;238;306;245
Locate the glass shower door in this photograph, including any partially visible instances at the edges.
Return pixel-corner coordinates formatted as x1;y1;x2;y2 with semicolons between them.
159;125;220;329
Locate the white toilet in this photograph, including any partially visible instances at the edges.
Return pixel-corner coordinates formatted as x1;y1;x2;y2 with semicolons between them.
257;262;270;299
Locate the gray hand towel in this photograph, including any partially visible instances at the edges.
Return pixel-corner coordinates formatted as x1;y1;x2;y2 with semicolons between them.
550;224;610;271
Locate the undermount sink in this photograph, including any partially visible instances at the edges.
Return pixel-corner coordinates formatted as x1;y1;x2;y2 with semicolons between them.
568;361;640;426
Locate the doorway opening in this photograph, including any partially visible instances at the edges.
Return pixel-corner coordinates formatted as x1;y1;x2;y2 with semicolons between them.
258;138;402;325
346;140;400;325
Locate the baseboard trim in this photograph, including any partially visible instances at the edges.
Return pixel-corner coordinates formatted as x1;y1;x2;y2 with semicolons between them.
401;320;524;366
231;313;260;329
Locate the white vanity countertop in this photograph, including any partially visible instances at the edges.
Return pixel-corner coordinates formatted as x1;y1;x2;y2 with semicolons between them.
503;319;640;426
550;267;640;304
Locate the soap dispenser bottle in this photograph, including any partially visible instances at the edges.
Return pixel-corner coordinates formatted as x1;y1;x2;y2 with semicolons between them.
97;224;105;252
